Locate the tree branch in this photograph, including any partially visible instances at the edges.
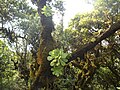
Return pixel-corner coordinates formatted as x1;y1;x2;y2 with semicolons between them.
69;21;120;62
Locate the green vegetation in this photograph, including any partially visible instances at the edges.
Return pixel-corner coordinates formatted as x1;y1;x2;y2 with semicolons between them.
0;0;120;90
47;48;70;76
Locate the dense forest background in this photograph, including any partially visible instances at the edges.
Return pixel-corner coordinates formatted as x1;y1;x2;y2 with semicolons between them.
0;0;120;90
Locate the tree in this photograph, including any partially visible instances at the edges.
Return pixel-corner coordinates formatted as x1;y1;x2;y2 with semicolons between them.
0;0;120;90
0;0;41;89
29;0;120;90
29;0;55;89
0;40;27;90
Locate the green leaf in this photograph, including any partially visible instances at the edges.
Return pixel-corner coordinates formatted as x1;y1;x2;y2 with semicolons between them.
58;56;61;60
49;51;53;55
63;59;68;62
50;59;57;66
41;6;53;17
51;66;63;77
47;56;53;61
60;60;66;66
52;49;59;58
56;59;60;66
61;53;68;59
51;49;60;57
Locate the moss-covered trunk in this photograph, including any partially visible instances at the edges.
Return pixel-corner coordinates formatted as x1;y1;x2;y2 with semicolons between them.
30;0;55;90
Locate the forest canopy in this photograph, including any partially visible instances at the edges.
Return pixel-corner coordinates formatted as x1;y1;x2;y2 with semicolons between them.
0;0;120;90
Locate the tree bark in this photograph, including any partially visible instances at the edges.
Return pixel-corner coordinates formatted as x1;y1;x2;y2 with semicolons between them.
30;0;55;90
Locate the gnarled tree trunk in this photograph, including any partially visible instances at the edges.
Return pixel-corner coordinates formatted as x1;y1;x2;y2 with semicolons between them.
30;0;55;90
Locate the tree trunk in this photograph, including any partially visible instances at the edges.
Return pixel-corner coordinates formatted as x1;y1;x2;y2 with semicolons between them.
30;0;55;90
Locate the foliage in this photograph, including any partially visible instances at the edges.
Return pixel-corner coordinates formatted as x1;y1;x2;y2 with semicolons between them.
0;0;120;90
0;0;40;89
47;48;70;77
52;0;120;89
0;40;27;90
42;6;54;16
